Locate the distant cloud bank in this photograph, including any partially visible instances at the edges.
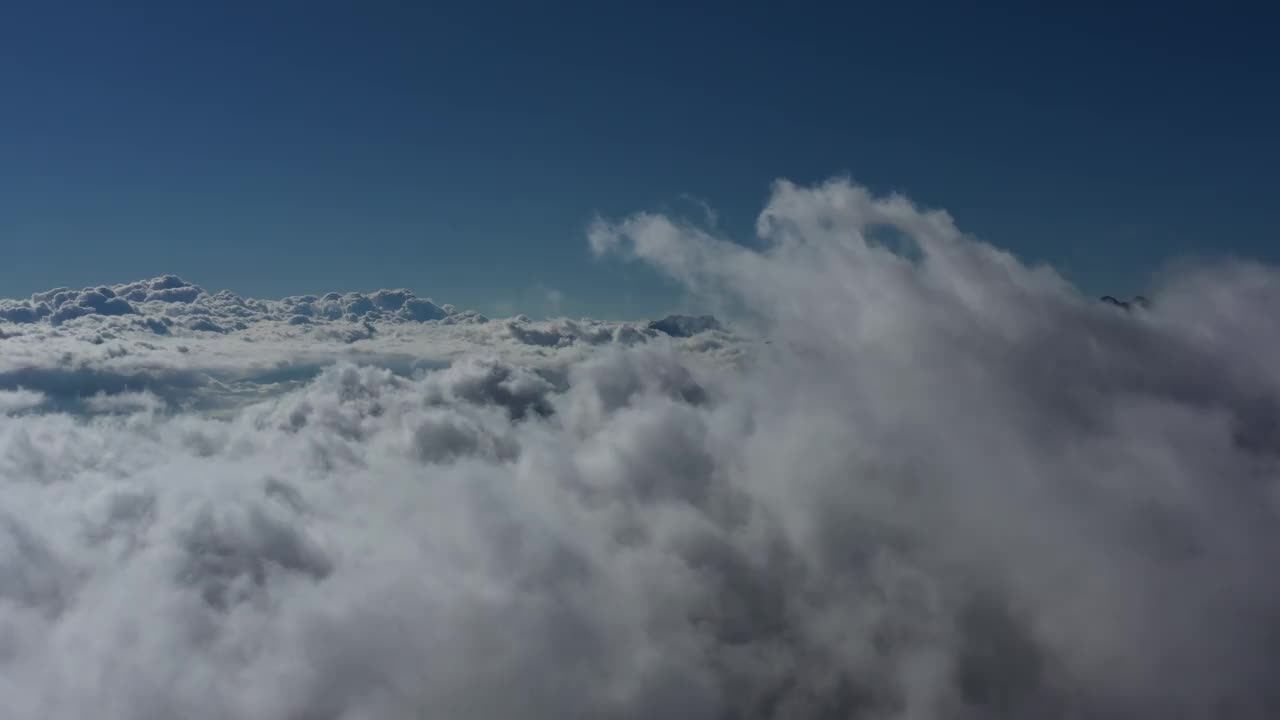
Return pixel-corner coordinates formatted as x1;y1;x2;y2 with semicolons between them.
0;274;486;331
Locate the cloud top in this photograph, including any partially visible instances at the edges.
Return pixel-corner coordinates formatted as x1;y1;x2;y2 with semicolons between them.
0;275;486;333
1;178;1279;718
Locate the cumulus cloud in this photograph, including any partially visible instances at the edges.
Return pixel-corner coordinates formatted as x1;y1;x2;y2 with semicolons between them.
1;178;1279;719
2;275;486;334
0;388;46;415
0;274;730;416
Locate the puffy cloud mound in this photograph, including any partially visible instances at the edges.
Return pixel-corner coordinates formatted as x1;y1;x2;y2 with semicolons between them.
1;177;1279;719
503;315;666;348
0;276;503;334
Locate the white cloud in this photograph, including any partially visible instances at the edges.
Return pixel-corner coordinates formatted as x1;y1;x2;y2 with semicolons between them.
0;178;1278;718
83;391;166;415
0;388;45;415
0;274;734;417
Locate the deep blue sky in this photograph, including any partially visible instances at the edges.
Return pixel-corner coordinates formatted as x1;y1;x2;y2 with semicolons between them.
3;2;1277;318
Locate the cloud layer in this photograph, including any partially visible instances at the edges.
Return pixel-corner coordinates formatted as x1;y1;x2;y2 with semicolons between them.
3;178;1280;719
2;274;482;331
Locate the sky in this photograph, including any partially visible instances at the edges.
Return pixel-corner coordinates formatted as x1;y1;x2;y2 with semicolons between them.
4;6;1280;709
2;1;1277;318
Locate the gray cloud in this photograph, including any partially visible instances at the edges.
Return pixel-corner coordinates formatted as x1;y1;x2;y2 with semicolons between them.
0;178;1277;718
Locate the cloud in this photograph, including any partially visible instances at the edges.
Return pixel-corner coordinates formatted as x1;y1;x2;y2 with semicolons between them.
0;276;729;413
3;275;478;331
1;178;1279;718
0;388;46;415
